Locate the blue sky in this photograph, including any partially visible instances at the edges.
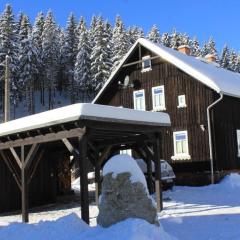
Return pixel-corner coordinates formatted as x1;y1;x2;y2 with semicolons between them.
1;0;239;52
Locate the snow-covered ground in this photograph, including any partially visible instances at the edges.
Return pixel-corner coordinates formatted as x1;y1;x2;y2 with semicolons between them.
1;174;240;239
160;174;240;240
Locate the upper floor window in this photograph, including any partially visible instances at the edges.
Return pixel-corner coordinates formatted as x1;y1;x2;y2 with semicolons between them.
120;149;132;156
178;95;187;108
142;55;152;72
172;131;191;160
133;89;145;111
237;130;240;157
152;86;166;111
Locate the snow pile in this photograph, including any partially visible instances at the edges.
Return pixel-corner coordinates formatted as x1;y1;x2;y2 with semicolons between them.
0;213;176;240
71;177;95;193
103;154;148;191
0;213;89;240
218;173;240;189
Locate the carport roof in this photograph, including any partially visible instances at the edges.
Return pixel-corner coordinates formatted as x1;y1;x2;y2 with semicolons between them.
0;103;170;138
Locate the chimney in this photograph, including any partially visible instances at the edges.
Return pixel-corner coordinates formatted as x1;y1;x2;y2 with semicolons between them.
205;54;216;62
178;45;190;55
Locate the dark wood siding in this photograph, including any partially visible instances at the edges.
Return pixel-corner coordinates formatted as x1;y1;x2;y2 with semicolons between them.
213;94;240;170
0;146;62;212
96;46;215;173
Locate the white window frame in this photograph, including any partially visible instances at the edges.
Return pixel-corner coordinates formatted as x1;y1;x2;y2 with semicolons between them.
237;130;240;157
177;95;187;108
152;85;166;111
141;55;152;72
171;130;191;160
120;149;132;156
133;89;146;111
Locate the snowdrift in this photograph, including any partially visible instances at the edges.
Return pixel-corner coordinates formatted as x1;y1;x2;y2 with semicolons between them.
0;213;176;240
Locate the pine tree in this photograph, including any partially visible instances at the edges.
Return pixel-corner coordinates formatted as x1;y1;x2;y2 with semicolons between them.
90;16;112;94
170;28;181;49
19;32;38;114
147;24;160;44
207;37;217;57
229;50;237;71
104;20;113;73
235;54;240;73
32;12;45;104
180;33;190;46
18;14;33;108
19;15;31;42
191;37;201;57
220;45;230;69
42;11;60;109
127;26;144;45
0;4;19;117
16;12;24;34
62;13;78;103
89;15;97;49
201;43;209;57
74;18;91;101
112;16;129;71
161;32;171;47
76;16;86;42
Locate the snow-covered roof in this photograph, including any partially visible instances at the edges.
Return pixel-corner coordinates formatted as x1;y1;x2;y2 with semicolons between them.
0;103;170;137
93;38;240;102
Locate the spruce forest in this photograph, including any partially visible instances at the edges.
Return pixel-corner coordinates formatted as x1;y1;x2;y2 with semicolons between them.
0;4;239;121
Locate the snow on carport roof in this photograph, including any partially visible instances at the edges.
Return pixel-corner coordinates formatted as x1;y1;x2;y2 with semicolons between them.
93;38;240;103
0;103;170;137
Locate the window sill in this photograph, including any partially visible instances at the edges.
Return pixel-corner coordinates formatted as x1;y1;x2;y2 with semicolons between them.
152;107;166;112
177;105;187;109
171;154;191;161
141;68;152;73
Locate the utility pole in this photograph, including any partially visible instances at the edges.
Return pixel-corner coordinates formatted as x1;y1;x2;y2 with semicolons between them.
4;55;10;122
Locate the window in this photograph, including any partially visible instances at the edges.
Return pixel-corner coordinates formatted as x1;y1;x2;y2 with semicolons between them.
152;86;166;111
172;131;191;160
133;90;145;111
120;149;132;156
178;95;187;108
142;55;152;72
237;130;240;157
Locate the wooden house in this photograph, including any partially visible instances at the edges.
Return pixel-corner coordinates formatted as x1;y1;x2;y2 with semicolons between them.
93;38;240;185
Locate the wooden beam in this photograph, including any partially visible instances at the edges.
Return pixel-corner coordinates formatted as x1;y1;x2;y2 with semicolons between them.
95;134;149;148
62;138;79;155
0;150;21;190
21;145;29;223
142;146;154;195
122;56;160;68
24;143;39;169
86;121;162;133
153;133;163;212
0;128;85;150
62;138;84;168
99;146;112;166
28;149;44;185
79;134;89;224
88;141;98;153
134;146;154;194
10;147;22;168
95;162;101;206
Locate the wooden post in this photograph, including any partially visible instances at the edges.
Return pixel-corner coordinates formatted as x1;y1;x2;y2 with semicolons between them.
4;55;10;122
21;145;29;222
145;147;154;195
153;133;163;212
95;161;101;206
79;135;89;224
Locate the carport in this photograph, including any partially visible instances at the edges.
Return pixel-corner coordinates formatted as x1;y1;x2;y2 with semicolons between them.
0;103;170;224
